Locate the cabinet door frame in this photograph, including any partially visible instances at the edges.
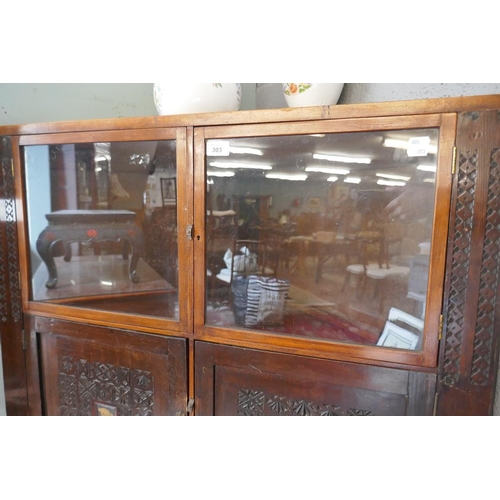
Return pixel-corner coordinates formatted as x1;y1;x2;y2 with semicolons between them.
194;113;457;369
194;341;436;416
14;127;194;337
25;314;188;416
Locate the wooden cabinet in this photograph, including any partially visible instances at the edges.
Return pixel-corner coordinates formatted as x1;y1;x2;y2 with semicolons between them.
1;95;500;415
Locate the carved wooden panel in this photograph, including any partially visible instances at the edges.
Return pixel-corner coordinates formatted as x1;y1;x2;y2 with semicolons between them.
0;136;27;415
58;356;155;416
236;388;377;416
35;317;188;416
195;342;436;416
438;111;500;415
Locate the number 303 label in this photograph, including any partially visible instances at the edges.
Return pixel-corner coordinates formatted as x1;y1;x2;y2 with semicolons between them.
206;140;230;156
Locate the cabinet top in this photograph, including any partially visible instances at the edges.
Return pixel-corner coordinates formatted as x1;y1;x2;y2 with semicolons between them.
1;94;500;136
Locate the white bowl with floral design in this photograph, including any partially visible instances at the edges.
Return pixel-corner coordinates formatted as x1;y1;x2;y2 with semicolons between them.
282;83;344;107
153;83;242;115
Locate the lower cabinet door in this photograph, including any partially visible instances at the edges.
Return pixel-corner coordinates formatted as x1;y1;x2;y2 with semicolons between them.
29;317;188;416
195;342;436;416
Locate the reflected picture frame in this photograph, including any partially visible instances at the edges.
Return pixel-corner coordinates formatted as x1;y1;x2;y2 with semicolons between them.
377;321;419;350
161;177;176;205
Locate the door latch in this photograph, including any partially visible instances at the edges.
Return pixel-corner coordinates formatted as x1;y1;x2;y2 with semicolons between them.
186;224;194;240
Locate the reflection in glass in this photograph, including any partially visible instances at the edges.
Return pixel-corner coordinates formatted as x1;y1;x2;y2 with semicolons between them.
24;140;179;320
205;129;438;351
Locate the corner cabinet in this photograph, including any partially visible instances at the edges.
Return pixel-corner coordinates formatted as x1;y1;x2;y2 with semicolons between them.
1;96;500;416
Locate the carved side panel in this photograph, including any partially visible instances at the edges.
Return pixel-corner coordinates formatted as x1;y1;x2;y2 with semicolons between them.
0;136;21;323
442;150;477;386
438;111;500;415
472;148;500;386
0;136;27;415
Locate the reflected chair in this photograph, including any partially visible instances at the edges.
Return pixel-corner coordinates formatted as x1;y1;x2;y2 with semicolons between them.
342;222;410;311
364;222;411;312
215;236;282;287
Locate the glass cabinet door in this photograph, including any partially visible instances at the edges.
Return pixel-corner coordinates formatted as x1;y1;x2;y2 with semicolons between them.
21;130;189;328
201;116;452;363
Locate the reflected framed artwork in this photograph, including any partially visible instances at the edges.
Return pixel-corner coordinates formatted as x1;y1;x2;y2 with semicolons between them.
161;177;176;205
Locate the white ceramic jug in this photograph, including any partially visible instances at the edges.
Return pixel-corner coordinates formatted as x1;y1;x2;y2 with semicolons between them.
153;83;242;115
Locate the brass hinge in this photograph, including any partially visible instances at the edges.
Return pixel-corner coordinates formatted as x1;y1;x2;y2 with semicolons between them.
451;146;457;175
11;159;14;178
438;314;444;341
186;398;195;413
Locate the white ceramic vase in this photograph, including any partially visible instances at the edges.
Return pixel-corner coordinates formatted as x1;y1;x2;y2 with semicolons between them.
153;83;242;115
282;83;344;107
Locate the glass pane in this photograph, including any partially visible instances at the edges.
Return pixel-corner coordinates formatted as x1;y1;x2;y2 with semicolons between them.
205;129;438;351
24;140;179;320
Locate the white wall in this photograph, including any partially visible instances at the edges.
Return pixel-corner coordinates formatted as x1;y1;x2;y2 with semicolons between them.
0;83;257;125
1;83;499;416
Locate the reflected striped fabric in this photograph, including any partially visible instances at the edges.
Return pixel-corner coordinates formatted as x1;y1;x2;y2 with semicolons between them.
245;276;290;327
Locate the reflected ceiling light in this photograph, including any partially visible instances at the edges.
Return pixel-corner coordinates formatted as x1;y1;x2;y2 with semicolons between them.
207;170;235;177
309;134;325;138
207;179;214;185
417;164;437;172
382;138;408;149
229;146;263;156
305;166;350;175
377;179;406;187
266;173;308;181
383;138;438;155
209;161;272;170
344;177;361;184
376;173;411;181
327;176;338;182
423;178;435;183
313;153;372;164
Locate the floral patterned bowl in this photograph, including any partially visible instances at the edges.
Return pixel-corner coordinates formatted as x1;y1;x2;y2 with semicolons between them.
153;83;241;115
282;83;344;107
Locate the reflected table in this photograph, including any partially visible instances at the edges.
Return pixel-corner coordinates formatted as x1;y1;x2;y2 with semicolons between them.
36;210;144;289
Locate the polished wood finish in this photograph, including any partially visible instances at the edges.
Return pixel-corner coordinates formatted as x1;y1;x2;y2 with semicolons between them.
0;136;28;415
194;341;436;415
437;110;500;415
1;94;499;137
27;316;188;416
1;95;500;415
194;113;450;369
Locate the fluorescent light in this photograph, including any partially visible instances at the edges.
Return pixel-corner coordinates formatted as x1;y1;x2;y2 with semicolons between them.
207;170;235;177
417;164;437;172
344;177;361;184
209;161;272;170
313;153;371;164
305;166;350;175
229;147;263;156
382;138;408;149
266;173;307;181
376;173;411;181
327;176;338;182
377;179;406;187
